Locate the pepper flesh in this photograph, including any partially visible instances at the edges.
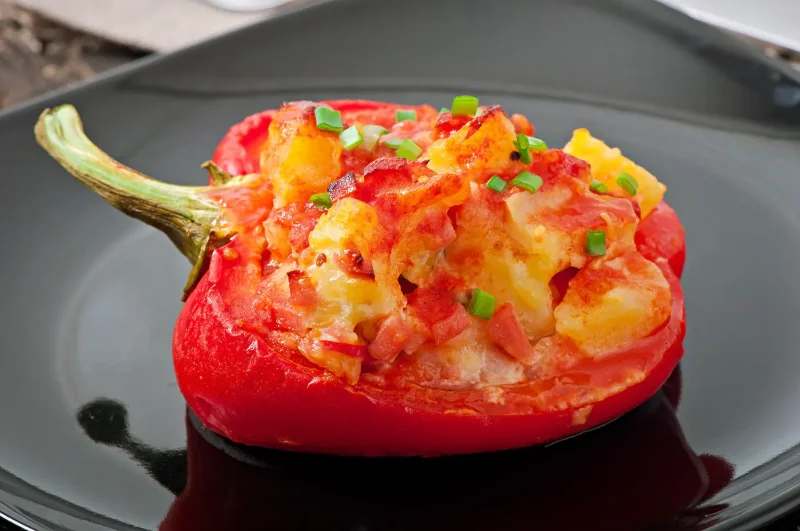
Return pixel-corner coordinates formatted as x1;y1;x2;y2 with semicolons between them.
36;99;687;456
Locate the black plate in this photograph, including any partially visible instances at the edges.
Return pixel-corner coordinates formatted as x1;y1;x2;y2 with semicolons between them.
2;0;800;529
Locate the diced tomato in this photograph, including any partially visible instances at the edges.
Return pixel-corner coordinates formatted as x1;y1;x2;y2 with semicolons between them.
528;149;591;189
286;270;316;306
407;286;470;345
368;315;412;362
431;305;470;345
433;110;472;140
511;113;535;136
488;303;535;364
418;209;457;250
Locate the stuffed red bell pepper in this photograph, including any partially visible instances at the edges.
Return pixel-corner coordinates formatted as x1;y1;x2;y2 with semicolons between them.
35;96;686;456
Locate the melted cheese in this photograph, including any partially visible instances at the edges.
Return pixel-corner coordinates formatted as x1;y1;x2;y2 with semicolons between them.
251;101;675;387
305;199;400;342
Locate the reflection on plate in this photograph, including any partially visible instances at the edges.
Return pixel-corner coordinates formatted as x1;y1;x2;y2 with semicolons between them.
75;368;733;531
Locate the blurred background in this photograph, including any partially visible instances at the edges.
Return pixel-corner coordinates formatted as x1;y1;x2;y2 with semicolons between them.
1;0;799;111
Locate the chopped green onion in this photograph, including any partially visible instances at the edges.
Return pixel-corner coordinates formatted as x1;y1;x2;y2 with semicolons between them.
396;109;417;122
339;126;363;150
396;139;423;161
314;107;343;133
467;289;496;320
616;172;638;195
451;95;479;116
513;133;533;164
527;136;548;151
585;230;606;256
474;107;484;117
310;192;333;210
510;170;543;193
590;179;608;193
361;125;388;152
382;138;405;149
439;107;449;114
486;175;508;193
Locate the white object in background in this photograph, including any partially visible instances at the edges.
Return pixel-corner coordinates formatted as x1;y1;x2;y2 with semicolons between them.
657;0;800;52
204;0;289;12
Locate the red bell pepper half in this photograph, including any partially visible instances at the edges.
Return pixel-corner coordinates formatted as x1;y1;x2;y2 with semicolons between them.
35;99;687;456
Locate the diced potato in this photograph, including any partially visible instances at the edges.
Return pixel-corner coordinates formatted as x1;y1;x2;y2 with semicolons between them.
554;251;671;355
260;104;342;208
306;198;399;339
447;186;568;341
564;128;665;217
308;198;378;252
426;106;517;175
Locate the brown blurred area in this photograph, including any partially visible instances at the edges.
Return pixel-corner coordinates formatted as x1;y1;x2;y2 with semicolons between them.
0;0;146;109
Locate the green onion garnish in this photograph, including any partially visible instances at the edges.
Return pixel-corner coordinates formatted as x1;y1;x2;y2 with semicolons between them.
439;107;449;114
616;172;638;195
396;109;417;122
314;107;343;133
467;289;497;320
361;125;388;152
590;179;608;193
382;138;405;149
310;192;333;210
585;230;606;256
513;134;532;164
339;126;363;150
527;137;548;151
510;170;543;193
451;95;479;116
486;175;507;193
396;139;423;161
474;107;484;117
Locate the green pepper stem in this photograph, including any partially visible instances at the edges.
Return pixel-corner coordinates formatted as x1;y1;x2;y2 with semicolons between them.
35;104;222;265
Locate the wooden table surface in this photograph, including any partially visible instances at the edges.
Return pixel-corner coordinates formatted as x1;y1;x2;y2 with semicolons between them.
1;1;800;530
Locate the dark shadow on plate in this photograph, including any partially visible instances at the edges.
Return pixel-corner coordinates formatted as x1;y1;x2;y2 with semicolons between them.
76;399;187;497
74;366;734;531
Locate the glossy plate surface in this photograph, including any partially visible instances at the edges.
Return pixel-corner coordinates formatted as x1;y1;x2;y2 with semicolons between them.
1;0;800;529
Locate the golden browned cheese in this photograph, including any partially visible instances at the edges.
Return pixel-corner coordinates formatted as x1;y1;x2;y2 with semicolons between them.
254;102;672;388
